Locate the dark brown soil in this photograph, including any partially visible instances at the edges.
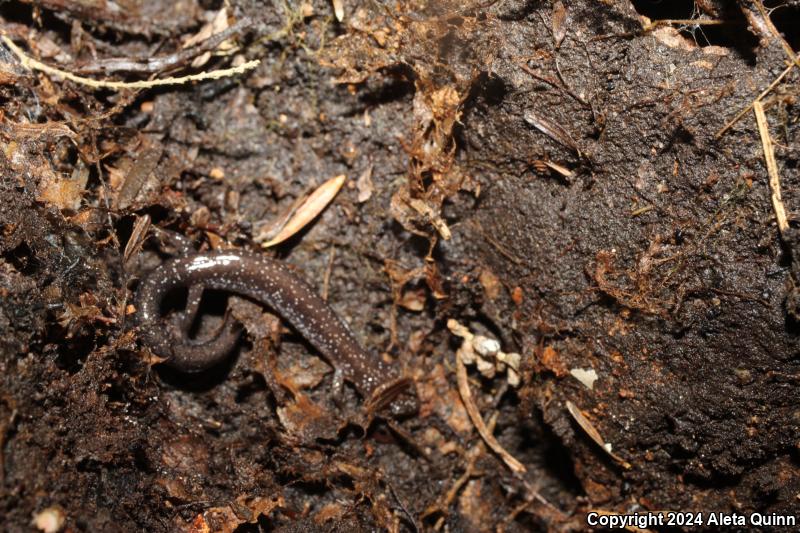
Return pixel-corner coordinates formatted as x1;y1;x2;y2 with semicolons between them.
2;0;800;531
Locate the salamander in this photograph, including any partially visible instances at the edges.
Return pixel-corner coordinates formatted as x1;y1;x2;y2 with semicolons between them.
135;250;417;417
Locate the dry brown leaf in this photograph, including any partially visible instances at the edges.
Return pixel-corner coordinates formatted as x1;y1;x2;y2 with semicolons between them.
276;399;326;437
186;10;231;68
116;143;163;209
8;121;76;141
552;1;567;48
262;174;346;248
189;494;283;533
184;8;230;49
399;287;426;311
123;214;151;269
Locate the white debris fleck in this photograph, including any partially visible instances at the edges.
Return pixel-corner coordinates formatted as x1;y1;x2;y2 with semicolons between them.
473;335;500;357
476;356;496;379
32;506;65;533
570;367;598;390
497;351;520;371
447;319;523;387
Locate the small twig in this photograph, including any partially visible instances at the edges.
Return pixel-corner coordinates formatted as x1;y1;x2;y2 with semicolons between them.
387;481;419;532
1;34;259;90
715;61;795;138
455;348;526;474
753;101;789;236
518;61;588;108
753;0;800;68
716;0;800;139
642;18;726;31
420;449;479;529
75;19;252;74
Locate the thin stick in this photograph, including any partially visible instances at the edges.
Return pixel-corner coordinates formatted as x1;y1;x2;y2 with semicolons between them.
715;61;795;138
642;18;726;31
1;35;259;90
753;101;789;235
753;0;800;68
455;349;526;474
717;1;800;139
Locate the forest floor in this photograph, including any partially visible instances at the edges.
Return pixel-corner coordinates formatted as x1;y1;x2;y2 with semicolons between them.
1;0;800;531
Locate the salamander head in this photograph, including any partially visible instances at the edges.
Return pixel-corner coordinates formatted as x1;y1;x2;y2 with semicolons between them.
387;387;420;419
365;376;419;420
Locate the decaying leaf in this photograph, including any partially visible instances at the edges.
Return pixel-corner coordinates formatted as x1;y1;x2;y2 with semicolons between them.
552;1;567;48
184;8;233;69
38;159;89;211
261;174;346;248
399;286;426;311
523;110;582;157
390;190;452;240
356;164;374;203
116;142;164;209
123;214;151;269
188;494;284;533
6;121;77;141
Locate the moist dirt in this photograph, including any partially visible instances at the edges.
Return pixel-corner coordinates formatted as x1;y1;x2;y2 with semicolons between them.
1;0;800;531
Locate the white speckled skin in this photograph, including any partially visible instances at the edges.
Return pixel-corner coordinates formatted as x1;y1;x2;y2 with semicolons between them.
135;250;417;415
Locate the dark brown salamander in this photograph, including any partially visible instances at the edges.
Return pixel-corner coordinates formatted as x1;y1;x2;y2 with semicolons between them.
135;250;417;417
